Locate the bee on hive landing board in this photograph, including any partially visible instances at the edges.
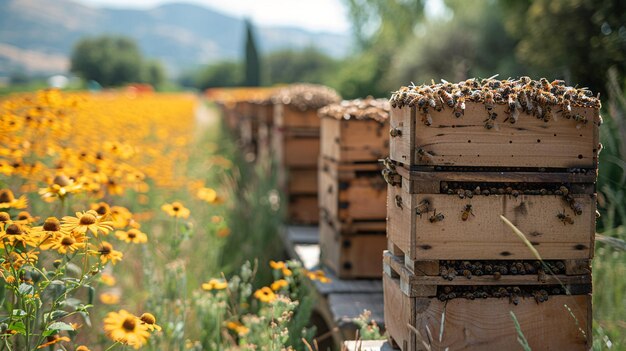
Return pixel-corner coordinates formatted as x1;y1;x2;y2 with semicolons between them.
484;91;495;112
439;89;455;108
429;209;445;223
557;210;574;225
415;199;431;217
416;148;434;163
461;204;475;221
453;96;465;118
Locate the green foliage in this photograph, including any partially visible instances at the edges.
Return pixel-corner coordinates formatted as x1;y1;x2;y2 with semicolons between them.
265;47;338;86
500;0;626;95
329;53;389;99
188;61;243;90
245;20;261;87
70;35;166;87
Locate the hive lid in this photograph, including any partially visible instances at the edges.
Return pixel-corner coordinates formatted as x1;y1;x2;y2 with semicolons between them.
272;83;341;111
318;97;390;123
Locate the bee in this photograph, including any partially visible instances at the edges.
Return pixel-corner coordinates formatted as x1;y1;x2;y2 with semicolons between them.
540;78;551;90
382;168;401;186
416;148;434;163
439;89;455;108
484;91;495;111
461;204;475;221
484;112;498;129
415;199;431;217
429;209;444;223
557;210;574;225
573;113;588;129
537;268;547;283
453;96;465;118
394;195;403;209
543;106;555;123
421;109;433;126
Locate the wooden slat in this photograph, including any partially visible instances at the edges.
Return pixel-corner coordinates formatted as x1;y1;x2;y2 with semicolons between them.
319;158;387;222
320;218;386;278
384;271;591;350
388;189;596;260
390;103;600;169
274;103;321;129
288;168;318;194
288;194;319;224
321;117;389;163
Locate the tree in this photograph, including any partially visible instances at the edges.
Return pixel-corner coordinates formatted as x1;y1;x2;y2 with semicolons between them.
194;61;243;90
264;47;337;85
142;60;166;88
244;20;261;86
70;36;144;87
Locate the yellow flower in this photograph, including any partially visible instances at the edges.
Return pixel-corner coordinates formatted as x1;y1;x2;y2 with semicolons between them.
0;222;38;247
282;268;293;277
201;278;228;291
271;279;289;291
226;321;249;336
62;210;113;237
103;310;150;349
306;269;332;283
38;174;81;201
39;230;87;254
93;242;123;265
90;202;111;217
0;212;10;224
76;346;91;351
33;217;65;246
269;260;286;270
115;228;148;244
216;227;231;238
37;335;70;349
99;292;120;305
211;216;223;224
109;206;133;229
15;211;39;224
139;313;162;332
254;287;276;303
100;272;116;286
0;189;27;209
197;187;218;202
161;201;190;219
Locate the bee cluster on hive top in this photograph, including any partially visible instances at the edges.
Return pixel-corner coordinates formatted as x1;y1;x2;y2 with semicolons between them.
318;97;390;123
272;83;341;111
390;77;602;127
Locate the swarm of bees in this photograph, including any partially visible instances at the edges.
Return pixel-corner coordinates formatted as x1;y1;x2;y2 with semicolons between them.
437;285;567;304
318;97;390;123
381;157;402;186
272;83;341;111
441;181;577;199
390;77;601;129
438;260;566;282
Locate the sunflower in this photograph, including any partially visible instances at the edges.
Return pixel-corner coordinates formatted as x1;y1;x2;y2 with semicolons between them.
0;189;27;209
306;269;332;283
254;287;276;303
196;187;218;203
90;202;111;217
0;212;10;224
109;206;133;229
62;210;113;237
161;201;190;219
201;278;228;291
99;292;120;305
39;231;87;254
139;313;161;332
15;211;39;224
93;242;123;265
103;310;150;349
36;334;70;349
2;250;39;270
115;228;148;244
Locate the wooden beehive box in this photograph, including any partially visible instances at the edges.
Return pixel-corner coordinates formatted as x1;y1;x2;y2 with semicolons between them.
288;194;319;224
319;217;386;278
319;158;387;223
386;166;597;261
319;98;390;163
383;251;591;351
272;83;342;131
272;128;320;169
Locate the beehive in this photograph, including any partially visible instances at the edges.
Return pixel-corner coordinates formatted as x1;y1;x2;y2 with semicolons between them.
384;77;600;350
318;98;390;278
271;84;341;224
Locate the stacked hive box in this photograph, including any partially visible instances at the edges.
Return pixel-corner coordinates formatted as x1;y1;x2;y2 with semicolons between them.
318;98;391;278
271;84;341;224
383;77;601;350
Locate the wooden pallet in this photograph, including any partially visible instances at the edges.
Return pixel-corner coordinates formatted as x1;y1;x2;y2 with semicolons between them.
383;254;592;350
319;158;387;223
274;103;321;129
319;216;386;279
320;116;389;163
288;194;319;225
389;103;600;169
386;168;596;260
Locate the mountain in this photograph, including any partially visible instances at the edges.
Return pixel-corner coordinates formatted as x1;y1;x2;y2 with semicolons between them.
0;0;352;77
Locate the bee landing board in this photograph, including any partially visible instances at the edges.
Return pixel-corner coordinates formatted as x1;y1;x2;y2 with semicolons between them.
383;271;591;351
389;103;600;169
319;158;387;222
319;218;387;278
386;169;597;261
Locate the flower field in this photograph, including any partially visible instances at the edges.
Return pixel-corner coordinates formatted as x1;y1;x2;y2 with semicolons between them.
0;90;333;350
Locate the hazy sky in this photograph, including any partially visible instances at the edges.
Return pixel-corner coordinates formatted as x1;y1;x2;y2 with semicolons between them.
76;0;351;34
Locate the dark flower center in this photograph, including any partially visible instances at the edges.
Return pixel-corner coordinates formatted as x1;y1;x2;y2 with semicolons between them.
0;190;14;203
99;243;112;255
43;218;61;231
0;212;10;222
122;317;136;332
61;236;76;246
79;214;96;225
53;175;70;187
6;224;22;235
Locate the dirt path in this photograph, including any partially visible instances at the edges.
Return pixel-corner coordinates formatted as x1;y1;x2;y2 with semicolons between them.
194;98;220;129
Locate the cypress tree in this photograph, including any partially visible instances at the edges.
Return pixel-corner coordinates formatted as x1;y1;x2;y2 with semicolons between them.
244;19;261;86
